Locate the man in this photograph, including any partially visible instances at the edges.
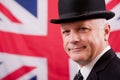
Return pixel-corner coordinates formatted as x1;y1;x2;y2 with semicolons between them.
50;0;120;80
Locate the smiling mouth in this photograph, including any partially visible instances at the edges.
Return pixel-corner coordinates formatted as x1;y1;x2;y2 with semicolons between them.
69;46;86;52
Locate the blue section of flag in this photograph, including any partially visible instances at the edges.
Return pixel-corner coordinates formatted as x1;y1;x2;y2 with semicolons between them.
15;0;37;17
30;76;37;80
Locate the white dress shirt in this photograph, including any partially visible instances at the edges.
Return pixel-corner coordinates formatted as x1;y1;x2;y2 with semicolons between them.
80;46;111;80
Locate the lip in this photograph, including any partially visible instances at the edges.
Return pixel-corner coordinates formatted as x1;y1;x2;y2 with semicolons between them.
70;46;86;52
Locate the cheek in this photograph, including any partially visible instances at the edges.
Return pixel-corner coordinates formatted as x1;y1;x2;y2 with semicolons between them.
63;38;69;52
87;36;104;58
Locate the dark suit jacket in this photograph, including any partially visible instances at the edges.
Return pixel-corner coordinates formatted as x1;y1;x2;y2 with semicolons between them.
87;49;120;80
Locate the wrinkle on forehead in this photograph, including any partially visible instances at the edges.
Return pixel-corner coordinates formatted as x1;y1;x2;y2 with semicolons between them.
60;18;107;29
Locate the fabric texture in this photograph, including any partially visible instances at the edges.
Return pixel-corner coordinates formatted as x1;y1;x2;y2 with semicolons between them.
86;49;120;80
74;70;83;80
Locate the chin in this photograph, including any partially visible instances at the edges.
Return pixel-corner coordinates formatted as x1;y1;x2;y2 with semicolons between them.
71;56;83;62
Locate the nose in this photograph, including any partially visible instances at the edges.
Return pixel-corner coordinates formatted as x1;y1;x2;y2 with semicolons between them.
69;31;80;44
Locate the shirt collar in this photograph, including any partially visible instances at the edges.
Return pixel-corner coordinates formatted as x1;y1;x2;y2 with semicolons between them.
80;46;111;80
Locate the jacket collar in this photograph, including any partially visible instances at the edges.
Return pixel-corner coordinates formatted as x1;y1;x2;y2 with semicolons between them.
87;49;116;80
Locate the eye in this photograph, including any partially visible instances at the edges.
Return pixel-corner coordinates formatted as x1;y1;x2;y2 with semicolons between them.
62;30;70;34
78;27;90;32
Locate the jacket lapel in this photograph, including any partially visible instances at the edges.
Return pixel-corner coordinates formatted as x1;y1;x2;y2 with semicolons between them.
87;49;116;80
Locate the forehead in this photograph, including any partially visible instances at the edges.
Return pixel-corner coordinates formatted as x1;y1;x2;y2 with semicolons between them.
60;19;105;29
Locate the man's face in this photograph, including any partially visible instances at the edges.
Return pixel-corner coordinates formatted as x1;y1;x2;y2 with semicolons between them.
60;19;110;66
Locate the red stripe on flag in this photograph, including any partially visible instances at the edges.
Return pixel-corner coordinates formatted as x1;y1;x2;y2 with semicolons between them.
106;0;120;10
109;30;120;52
48;0;70;80
2;66;35;80
0;3;21;23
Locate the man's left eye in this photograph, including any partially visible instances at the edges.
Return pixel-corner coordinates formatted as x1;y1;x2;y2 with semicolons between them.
78;28;90;32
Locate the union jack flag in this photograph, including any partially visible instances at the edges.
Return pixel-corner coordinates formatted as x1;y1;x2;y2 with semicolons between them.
0;0;119;80
106;0;120;56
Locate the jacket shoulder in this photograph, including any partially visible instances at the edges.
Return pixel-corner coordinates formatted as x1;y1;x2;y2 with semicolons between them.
87;49;120;80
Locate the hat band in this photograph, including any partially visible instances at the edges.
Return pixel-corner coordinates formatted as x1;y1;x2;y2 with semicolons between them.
60;11;107;19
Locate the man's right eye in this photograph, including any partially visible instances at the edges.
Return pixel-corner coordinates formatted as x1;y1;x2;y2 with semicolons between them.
62;30;70;34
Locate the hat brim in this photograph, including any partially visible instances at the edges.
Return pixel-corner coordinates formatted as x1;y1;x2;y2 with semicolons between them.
50;11;115;24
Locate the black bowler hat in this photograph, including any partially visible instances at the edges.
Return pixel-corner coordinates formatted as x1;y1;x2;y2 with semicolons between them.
50;0;115;24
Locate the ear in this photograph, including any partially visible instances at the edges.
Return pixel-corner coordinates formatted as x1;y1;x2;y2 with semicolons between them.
104;24;110;41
